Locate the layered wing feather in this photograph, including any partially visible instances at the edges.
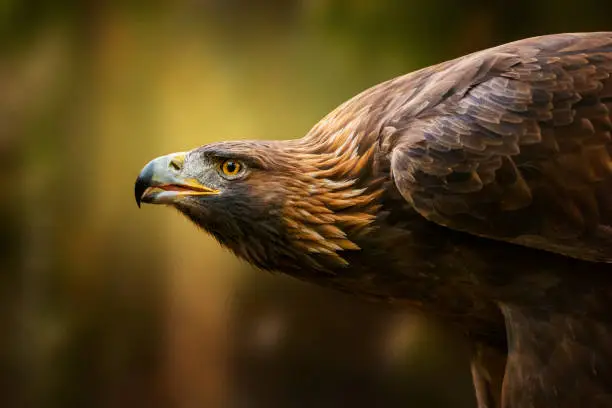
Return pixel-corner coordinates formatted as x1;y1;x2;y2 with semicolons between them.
385;32;612;262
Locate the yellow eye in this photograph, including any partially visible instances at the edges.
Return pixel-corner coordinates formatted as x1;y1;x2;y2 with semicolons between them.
221;159;242;177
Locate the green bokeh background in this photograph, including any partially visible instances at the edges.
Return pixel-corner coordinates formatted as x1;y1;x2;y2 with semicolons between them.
1;1;610;407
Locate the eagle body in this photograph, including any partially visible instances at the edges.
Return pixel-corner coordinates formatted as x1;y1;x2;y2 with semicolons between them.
136;33;612;407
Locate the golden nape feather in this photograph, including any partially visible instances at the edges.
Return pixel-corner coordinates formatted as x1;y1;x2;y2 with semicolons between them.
136;32;612;408
279;138;384;267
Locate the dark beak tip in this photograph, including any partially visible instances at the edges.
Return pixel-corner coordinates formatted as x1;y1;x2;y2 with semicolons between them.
134;174;148;208
135;159;157;208
134;187;142;208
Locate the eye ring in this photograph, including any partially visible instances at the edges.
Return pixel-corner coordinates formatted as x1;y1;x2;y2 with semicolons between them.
220;159;243;178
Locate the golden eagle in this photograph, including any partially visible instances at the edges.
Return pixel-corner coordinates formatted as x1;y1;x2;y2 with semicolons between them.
135;32;612;408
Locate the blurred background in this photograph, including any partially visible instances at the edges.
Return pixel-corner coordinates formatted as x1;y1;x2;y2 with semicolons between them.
1;1;611;407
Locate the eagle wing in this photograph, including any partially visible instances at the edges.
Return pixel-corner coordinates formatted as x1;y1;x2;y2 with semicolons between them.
387;32;612;262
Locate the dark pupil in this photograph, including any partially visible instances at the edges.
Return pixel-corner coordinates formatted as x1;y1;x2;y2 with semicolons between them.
226;161;237;173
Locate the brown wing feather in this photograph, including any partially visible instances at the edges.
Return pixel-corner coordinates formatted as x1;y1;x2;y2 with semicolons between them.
387;32;612;262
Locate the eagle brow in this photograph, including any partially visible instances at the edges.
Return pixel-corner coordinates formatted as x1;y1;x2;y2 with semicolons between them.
204;150;266;169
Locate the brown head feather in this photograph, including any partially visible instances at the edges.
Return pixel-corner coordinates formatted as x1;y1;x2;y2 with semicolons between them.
267;135;386;270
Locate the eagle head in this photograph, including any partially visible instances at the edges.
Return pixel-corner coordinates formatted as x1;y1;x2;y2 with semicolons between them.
134;140;384;274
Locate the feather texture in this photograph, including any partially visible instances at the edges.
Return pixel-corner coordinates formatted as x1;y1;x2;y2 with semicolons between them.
138;32;612;408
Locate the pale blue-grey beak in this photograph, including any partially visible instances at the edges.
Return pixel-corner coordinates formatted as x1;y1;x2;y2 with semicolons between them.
135;152;219;207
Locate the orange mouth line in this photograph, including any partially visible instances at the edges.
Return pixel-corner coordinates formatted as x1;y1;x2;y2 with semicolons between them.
156;184;213;193
143;183;219;197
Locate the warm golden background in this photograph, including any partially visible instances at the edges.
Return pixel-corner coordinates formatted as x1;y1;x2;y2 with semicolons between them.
1;1;610;407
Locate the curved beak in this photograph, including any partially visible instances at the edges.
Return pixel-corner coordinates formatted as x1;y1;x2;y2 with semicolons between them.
135;152;219;207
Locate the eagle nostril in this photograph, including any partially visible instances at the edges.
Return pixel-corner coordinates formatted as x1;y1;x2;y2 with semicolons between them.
169;158;182;171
